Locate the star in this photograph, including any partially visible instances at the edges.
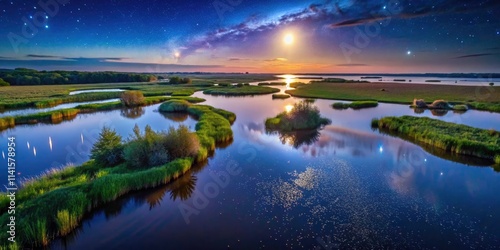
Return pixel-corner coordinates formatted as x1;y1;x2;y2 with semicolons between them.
407;50;412;55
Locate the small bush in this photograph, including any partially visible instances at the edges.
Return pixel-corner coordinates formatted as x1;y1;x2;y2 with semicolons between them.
120;91;145;107
490;82;495;86
123;125;199;169
163;126;200;159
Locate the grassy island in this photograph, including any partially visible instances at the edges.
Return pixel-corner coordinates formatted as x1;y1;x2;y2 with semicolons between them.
203;85;280;96
272;94;291;99
371;116;500;163
265;101;331;131
332;101;378;110
0;102;235;248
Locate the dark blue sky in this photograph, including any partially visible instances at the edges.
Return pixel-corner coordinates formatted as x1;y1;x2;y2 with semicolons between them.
1;0;499;73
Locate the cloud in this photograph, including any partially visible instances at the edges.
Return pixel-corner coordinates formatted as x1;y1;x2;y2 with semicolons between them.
24;55;129;62
454;53;497;59
0;58;224;72
26;54;61;58
64;57;128;61
228;58;250;61
330;0;500;28
330;16;388;27
336;63;368;67
177;4;334;57
264;58;287;62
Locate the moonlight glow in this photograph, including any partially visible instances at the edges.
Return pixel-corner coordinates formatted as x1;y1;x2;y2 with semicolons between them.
284;34;294;45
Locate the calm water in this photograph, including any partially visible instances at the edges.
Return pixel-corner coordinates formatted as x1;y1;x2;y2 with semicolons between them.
0;86;499;249
69;89;125;95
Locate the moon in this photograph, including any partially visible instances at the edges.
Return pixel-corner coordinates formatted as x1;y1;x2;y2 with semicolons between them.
284;34;294;45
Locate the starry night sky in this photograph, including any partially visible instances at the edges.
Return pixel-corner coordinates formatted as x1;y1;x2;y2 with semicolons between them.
0;0;499;73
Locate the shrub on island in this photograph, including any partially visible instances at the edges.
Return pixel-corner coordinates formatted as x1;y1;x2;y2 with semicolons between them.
120;91;145;107
265;101;331;131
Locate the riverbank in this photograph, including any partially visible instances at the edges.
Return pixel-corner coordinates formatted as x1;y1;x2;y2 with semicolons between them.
371;116;500;164
285;82;500;113
0;102;235;248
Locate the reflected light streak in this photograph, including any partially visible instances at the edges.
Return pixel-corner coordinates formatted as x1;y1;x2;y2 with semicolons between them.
81;133;84;144
27;142;30;149
2;151;4;159
33;147;37;156
49;137;53;151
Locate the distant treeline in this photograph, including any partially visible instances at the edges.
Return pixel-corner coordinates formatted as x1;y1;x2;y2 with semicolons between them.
0;68;157;86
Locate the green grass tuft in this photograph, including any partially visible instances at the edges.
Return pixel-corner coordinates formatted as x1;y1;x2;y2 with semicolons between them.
332;101;378;110
272;94;291;99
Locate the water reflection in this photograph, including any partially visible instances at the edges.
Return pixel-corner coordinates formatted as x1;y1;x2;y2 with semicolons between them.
167;174;197;202
375;127;493;166
430;109;448;116
268;129;321;149
160;112;189;122
120;107;146;119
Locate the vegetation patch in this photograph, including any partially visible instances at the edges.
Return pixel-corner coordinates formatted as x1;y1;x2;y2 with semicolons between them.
265;101;331;131
121;91;145;107
332;101;378;110
285;82;500;113
311;78;369;83
289;82;306;88
203;85;280;96
258;82;286;86
0;102;235;248
272;94;291;99
0;68;157;86
371;116;500;162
